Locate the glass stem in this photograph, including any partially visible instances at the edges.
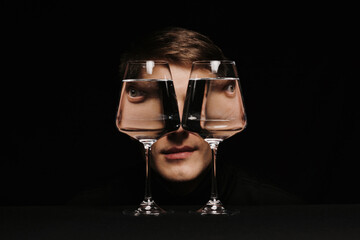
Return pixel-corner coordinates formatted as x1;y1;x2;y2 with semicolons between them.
140;140;155;203
206;139;222;201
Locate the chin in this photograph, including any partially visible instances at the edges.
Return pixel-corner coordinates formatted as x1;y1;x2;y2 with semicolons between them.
155;164;205;182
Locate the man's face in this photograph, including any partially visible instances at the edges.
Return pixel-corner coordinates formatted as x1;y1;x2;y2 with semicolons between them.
151;65;212;182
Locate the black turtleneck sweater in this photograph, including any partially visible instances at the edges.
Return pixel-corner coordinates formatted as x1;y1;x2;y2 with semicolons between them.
69;162;302;206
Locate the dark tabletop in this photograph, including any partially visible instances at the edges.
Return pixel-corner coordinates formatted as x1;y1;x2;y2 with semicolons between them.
1;204;360;240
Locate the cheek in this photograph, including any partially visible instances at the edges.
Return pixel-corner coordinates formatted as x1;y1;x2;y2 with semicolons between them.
198;140;212;162
121;98;164;129
150;136;166;156
206;94;235;118
130;98;162;117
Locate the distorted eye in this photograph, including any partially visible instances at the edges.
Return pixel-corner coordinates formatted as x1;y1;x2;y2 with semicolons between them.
127;87;145;103
224;82;236;96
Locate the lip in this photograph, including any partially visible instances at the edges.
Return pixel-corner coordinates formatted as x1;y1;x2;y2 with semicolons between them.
161;146;197;160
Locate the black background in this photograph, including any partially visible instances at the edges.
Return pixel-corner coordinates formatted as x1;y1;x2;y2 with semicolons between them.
2;1;358;205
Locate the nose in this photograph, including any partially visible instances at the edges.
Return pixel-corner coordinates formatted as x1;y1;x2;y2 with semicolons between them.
166;98;189;144
167;124;189;145
177;98;184;122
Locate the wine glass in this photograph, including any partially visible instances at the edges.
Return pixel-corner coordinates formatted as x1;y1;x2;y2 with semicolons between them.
116;60;180;216
182;60;247;215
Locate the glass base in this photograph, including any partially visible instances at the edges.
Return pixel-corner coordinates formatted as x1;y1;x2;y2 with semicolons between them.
123;199;167;216
196;198;229;215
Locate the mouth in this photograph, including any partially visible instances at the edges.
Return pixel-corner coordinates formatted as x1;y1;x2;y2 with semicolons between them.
161;146;197;161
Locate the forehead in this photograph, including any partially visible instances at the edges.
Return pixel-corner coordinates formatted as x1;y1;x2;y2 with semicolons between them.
170;64;216;80
139;65;172;79
169;65;191;99
170;64;191;87
170;64;191;77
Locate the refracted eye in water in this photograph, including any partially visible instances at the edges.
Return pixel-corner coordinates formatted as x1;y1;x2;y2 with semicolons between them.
117;79;180;140
182;78;246;139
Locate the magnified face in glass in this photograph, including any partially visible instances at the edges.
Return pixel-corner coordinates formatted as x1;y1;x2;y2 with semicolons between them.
200;78;245;136
186;61;246;139
117;62;175;138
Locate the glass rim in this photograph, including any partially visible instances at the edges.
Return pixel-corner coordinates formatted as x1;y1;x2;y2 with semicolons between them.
126;60;170;65
192;60;236;65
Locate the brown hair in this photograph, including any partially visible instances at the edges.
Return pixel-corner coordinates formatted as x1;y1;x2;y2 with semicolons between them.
119;27;226;77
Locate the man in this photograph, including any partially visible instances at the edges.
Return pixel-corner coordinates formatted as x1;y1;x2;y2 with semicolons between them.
71;27;301;206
